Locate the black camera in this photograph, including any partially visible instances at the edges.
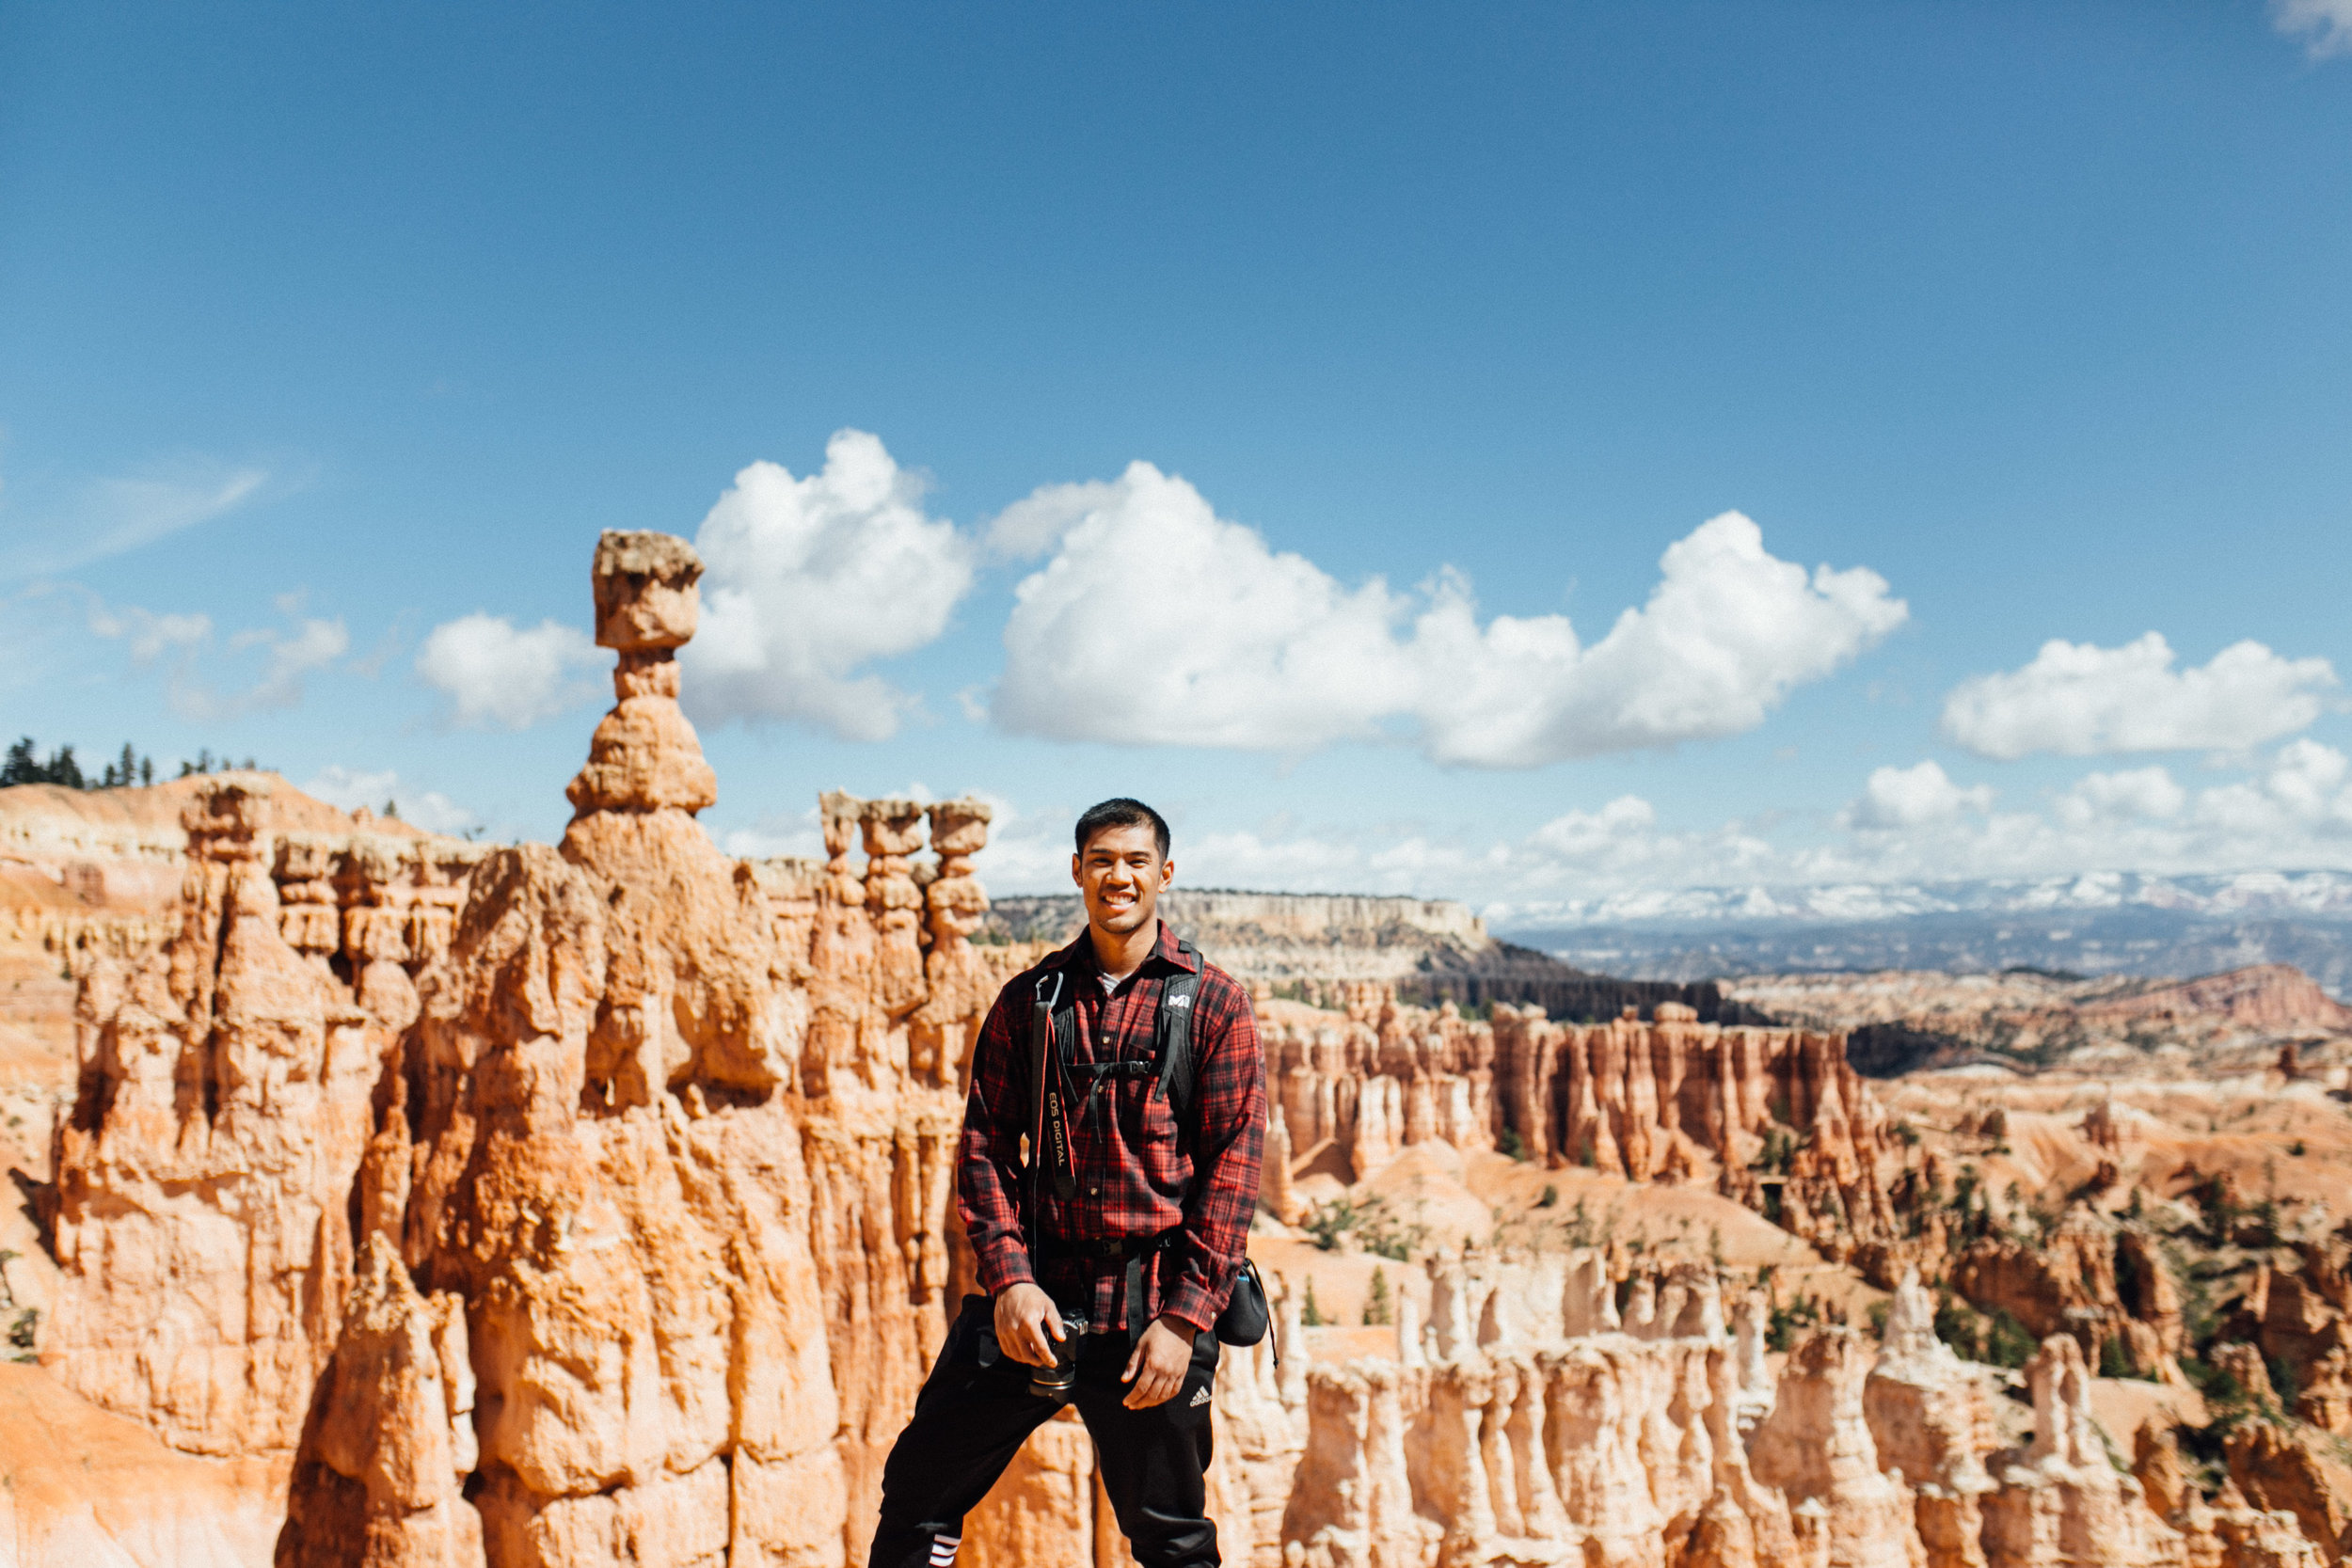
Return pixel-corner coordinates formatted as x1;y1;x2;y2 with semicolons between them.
1028;1310;1090;1400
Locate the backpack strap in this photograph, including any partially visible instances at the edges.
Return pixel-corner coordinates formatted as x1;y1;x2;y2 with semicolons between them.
1156;939;1202;1125
1032;941;1204;1243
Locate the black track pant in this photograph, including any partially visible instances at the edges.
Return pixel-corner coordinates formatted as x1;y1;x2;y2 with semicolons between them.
868;1296;1223;1568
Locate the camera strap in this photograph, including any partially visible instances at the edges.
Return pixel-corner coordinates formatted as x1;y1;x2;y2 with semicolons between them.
1029;970;1075;1228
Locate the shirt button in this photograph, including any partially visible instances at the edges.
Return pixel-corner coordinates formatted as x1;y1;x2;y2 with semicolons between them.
1089;1186;1100;1196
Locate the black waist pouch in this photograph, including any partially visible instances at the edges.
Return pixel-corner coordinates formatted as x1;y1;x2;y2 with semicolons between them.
1216;1258;1270;1347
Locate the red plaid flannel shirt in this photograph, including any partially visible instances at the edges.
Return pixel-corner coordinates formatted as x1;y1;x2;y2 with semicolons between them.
959;921;1265;1334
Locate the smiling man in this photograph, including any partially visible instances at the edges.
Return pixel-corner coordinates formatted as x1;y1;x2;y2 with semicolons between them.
867;797;1267;1568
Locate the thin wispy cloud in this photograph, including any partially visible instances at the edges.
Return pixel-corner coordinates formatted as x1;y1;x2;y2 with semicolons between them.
212;613;350;716
85;599;213;664
299;764;482;834
86;589;349;720
0;456;276;578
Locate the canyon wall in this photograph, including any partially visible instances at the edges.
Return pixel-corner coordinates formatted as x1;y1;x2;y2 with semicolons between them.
1257;989;1901;1261
18;528;2313;1568
984;891;1488;984
47;777;485;1457
0;772;443;1196
43;532;1017;1566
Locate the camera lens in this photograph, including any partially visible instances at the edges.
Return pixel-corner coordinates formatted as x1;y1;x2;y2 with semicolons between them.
1028;1311;1086;1400
1028;1360;1078;1398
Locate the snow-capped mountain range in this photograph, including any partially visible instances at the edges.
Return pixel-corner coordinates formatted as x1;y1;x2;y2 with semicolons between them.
1491;871;2352;993
1486;869;2352;929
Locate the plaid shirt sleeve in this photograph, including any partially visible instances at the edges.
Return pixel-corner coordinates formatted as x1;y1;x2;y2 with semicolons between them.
957;974;1037;1296
1158;965;1266;1335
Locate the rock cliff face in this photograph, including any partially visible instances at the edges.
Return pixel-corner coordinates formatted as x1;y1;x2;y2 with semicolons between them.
3;773;452;1044
1275;1244;1797;1568
1865;1271;1998;1568
1726;962;2352;1080
42;533;1009;1567
1976;1334;2181;1568
24;528;2321;1568
1258;990;1901;1258
2136;1420;2326;1568
1750;1326;1924;1568
2074;965;2352;1036
48;773;478;1458
0;771;446;1204
1947;1211;2184;1382
281;531;1014;1566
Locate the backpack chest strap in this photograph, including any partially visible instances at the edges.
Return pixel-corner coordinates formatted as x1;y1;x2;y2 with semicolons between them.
1068;1058;1158;1083
1028;941;1207;1209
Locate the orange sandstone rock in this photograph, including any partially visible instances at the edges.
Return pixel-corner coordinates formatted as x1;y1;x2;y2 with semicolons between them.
48;775;403;1458
2138;1420;2327;1568
1752;1327;1926;1568
24;525;2153;1568
2224;1420;2352;1567
1867;1270;1997;1568
1948;1210;2181;1383
1978;1335;2182;1568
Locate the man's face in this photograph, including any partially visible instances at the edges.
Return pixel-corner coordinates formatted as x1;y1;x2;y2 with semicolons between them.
1072;821;1172;938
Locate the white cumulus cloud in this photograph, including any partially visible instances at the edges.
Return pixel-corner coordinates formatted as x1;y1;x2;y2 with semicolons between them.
967;739;2352;912
683;429;974;741
416;614;609;730
1807;743;2352;892
2275;0;2352;58
1532;796;1659;859
299;765;482;835
1842;760;1996;831
991;464;1904;768
1942;633;2336;761
2056;766;2187;827
2192;739;2352;840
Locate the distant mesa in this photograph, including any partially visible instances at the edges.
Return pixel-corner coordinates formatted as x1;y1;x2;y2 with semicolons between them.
985;889;1772;1024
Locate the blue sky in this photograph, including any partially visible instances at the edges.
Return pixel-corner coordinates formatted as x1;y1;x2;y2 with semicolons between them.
5;2;2351;916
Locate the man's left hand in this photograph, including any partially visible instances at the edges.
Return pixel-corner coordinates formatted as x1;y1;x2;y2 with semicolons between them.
1120;1315;1198;1409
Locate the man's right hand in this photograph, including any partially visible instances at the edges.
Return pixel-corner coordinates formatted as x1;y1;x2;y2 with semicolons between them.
993;1282;1067;1368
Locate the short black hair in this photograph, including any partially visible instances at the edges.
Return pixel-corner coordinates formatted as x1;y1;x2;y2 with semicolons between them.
1074;798;1170;861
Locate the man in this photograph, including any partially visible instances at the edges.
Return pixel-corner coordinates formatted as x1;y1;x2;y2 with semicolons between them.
868;798;1266;1568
